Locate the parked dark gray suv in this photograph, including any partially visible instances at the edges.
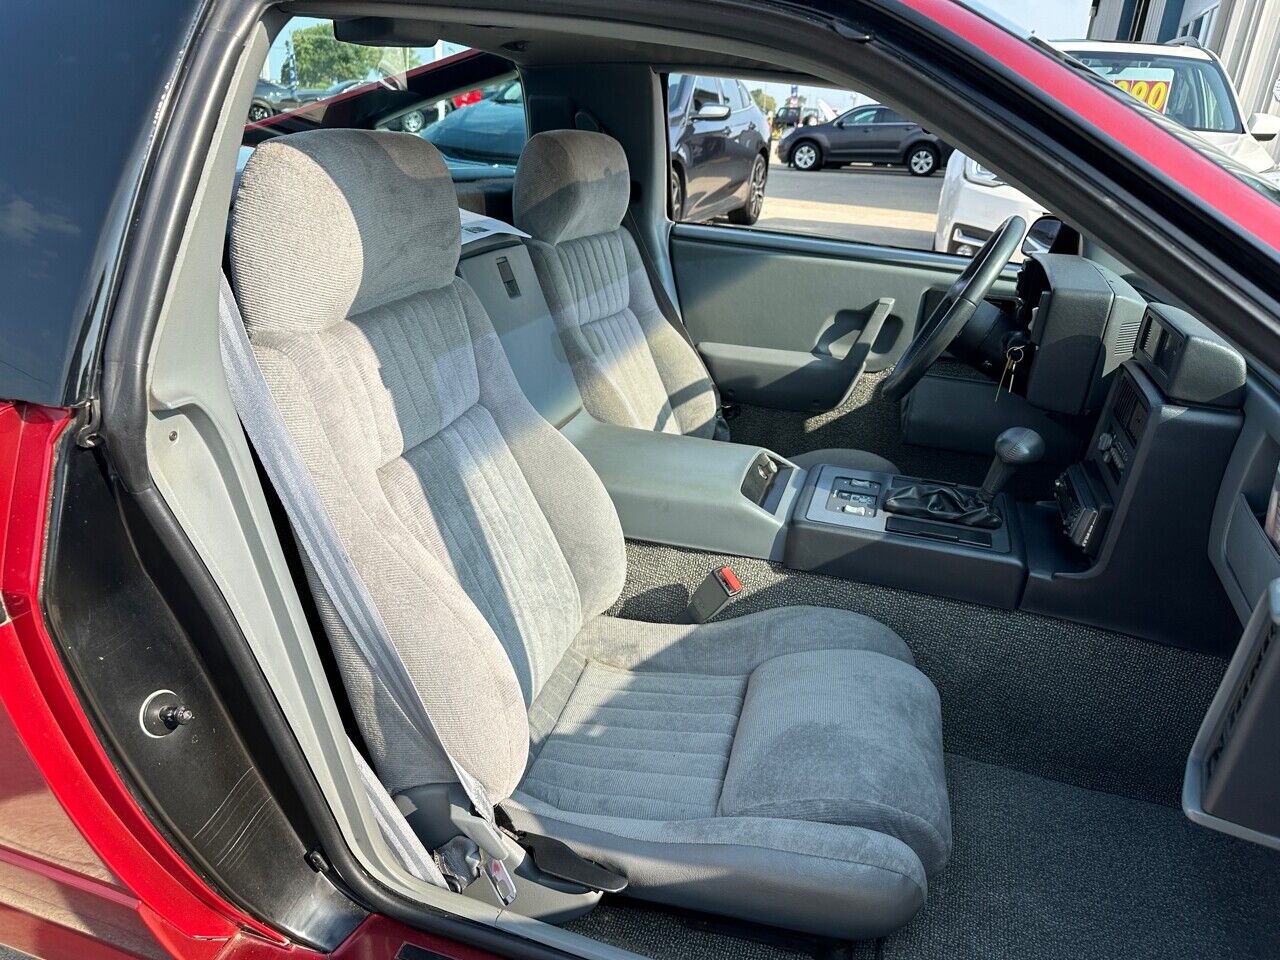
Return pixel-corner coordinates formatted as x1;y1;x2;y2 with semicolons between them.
780;103;953;176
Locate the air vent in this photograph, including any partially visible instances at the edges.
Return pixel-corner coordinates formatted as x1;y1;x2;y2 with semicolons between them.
1113;316;1143;363
1140;316;1164;358
1113;376;1140;441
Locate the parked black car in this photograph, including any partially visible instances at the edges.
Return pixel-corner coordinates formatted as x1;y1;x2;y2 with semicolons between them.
249;79;300;122
248;78;370;123
667;74;770;224
779;103;953;176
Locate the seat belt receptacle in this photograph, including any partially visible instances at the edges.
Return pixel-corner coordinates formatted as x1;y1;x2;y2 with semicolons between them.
688;565;742;623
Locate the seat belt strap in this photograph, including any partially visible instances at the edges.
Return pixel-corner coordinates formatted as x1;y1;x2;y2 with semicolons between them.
216;276;507;864
622;208;699;356
349;739;449;888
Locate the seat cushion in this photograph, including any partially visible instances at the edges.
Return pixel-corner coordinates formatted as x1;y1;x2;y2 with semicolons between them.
507;608;950;939
791;447;900;474
522;660;745;822
720;649;950;873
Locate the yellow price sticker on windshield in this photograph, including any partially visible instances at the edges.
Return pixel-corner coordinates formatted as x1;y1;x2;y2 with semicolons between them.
1100;67;1177;114
1113;77;1171;113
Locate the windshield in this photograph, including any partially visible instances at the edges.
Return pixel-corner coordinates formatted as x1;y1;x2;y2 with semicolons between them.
1063;51;1242;133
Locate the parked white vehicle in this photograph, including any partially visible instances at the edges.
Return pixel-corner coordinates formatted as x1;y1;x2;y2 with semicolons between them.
935;39;1280;255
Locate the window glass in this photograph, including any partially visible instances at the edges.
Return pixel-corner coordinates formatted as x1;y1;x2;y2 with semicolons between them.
667;73;687;113
1066;50;1242;133
731;81;751;110
691;77;724;112
419;79;527;171
666;76;969;255
247;19;527;177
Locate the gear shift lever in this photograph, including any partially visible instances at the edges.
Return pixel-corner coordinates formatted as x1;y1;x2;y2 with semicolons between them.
979;428;1045;503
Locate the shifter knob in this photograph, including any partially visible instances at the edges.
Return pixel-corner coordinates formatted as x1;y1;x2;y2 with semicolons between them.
980;428;1045;502
993;427;1046;466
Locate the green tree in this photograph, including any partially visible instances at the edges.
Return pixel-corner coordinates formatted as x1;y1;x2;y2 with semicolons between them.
376;46;421;78
288;22;418;87
750;88;776;115
279;40;297;87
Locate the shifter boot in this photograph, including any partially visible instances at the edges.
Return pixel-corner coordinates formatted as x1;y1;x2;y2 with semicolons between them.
883;482;1002;528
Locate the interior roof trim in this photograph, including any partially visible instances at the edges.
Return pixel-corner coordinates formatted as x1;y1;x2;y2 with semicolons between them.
285;1;841;84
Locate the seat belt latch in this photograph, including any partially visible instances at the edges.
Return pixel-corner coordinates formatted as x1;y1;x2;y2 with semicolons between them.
484;853;518;905
688;565;742;623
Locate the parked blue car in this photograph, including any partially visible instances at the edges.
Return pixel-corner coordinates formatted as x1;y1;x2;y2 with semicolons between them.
421;82;527;166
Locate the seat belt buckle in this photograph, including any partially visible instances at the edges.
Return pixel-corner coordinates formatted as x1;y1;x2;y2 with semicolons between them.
484;853;518;906
688;565;742;623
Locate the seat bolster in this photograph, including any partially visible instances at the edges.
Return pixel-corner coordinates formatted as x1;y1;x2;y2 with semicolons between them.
720;650;951;874
503;795;927;940
618;230;720;438
574;605;914;675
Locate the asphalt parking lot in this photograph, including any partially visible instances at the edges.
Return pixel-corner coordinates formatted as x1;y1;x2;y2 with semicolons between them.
754;163;944;250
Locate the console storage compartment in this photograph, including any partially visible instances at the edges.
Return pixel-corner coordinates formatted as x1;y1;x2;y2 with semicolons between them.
562;414;803;561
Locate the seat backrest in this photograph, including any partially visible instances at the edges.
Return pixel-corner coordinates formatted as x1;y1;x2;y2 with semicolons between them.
513;130;719;438
228;129;626;802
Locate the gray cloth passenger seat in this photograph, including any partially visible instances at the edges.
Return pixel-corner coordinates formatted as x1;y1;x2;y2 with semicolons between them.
228;128;949;940
512;129;899;475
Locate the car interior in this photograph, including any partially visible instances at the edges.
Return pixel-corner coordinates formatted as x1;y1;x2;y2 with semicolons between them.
130;5;1280;959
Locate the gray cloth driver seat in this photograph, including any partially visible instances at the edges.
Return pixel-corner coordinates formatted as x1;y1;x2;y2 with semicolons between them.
228;128;948;941
512;129;900;474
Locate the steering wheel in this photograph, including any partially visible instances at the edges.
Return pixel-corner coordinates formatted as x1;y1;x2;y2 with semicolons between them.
881;215;1026;402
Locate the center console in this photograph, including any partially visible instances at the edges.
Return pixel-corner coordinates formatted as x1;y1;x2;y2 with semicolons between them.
467;235;1249;648
786;463;1026;608
561;412;804;562
1021;303;1247;651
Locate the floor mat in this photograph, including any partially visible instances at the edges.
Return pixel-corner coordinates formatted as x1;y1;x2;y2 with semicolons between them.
565;755;1280;960
867;754;1280;960
567;544;1274;959
612;541;1227;808
566;900;819;960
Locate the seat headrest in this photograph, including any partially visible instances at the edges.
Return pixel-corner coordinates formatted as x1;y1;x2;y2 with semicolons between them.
513;130;629;245
229;129;460;339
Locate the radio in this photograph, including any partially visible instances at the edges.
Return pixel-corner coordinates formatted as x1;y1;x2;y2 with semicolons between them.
1054;462;1113;557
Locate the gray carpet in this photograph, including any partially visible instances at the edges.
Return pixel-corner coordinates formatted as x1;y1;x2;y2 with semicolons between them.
612;541;1226;808
869;753;1280;960
569;754;1280;960
560;543;1277;959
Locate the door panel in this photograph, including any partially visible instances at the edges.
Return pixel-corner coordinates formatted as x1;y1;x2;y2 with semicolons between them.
1210;378;1280;625
670;223;1017;411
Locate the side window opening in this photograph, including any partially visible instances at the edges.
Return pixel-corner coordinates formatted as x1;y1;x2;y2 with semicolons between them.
665;73;960;250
